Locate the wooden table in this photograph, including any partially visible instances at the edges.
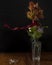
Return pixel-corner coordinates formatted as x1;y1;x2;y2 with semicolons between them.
0;52;52;65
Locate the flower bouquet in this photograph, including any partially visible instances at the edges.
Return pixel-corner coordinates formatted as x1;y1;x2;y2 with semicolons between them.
27;1;44;39
26;1;48;65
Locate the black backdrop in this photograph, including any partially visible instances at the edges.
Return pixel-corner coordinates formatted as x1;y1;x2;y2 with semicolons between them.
0;0;52;52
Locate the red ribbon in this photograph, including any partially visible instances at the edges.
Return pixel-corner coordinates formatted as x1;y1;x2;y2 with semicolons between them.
3;21;39;30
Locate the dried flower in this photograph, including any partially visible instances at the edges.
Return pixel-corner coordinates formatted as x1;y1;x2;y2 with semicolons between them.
27;1;44;21
27;1;45;39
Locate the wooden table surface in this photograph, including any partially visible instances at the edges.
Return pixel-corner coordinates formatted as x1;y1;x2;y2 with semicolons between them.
0;52;52;65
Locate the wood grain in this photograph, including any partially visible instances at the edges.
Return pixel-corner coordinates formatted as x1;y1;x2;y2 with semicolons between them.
0;52;52;65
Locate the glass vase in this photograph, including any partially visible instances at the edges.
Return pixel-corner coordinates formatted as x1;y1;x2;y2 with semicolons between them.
32;39;41;65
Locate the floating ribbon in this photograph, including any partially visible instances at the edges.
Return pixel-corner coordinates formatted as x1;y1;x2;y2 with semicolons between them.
3;21;39;30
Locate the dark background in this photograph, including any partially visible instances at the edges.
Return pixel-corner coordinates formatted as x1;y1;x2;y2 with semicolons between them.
0;0;52;52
